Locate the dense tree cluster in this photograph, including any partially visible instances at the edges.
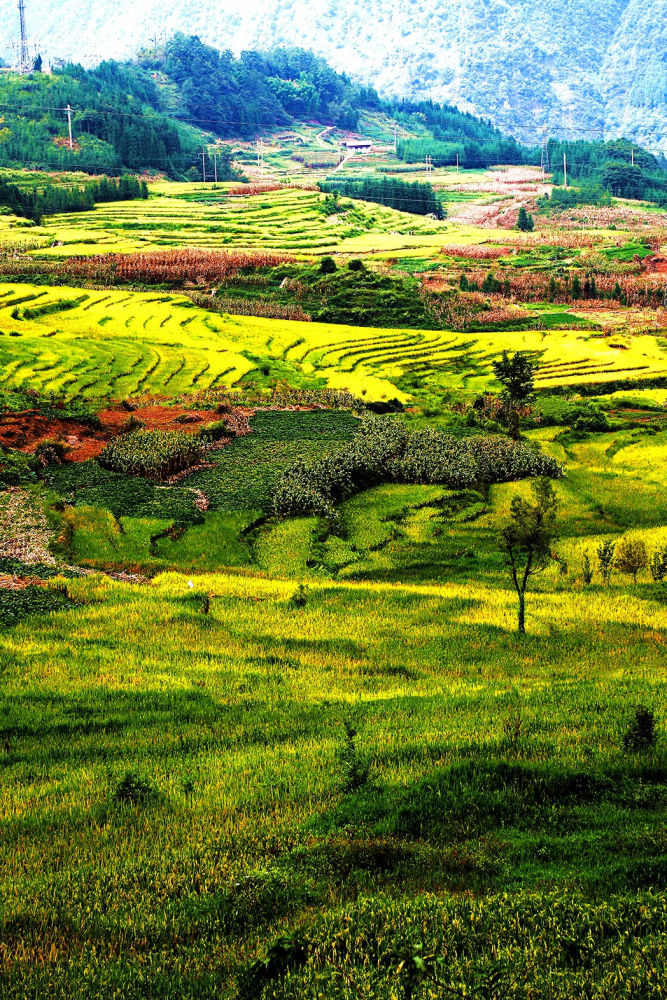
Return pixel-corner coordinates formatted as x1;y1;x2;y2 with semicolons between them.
0;62;195;175
319;178;444;217
149;36;378;135
0;174;147;222
273;415;561;518
547;138;667;205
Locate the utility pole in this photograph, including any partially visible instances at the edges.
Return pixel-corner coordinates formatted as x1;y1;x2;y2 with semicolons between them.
456;152;459;174
425;154;432;178
214;151;218;183
540;130;550;177
563;151;567;187
201;149;207;183
66;104;73;151
393;125;398;155
257;139;263;174
17;0;30;75
631;147;635;167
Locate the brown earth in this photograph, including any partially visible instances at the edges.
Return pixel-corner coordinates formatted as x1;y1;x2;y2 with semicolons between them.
0;403;224;463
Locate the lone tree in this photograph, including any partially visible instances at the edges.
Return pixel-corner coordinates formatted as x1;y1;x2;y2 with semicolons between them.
517;206;534;232
615;537;648;585
491;350;536;439
500;478;559;633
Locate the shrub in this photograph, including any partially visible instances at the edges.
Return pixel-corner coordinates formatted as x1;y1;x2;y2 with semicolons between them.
347;258;364;272
337;722;370;793
582;551;593;585
34;440;67;467
320;256;337;274
597;540;616;585
289;583;309;608
100;429;207;480
615;537;648;585
649;546;667;583
623;706;657;753
114;771;157;805
0;448;38;486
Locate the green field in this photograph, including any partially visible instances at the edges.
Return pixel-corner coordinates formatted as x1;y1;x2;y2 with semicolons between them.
0;187;450;257
1;161;666;1000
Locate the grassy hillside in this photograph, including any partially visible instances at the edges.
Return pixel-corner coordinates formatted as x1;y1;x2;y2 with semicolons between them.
0;152;665;1000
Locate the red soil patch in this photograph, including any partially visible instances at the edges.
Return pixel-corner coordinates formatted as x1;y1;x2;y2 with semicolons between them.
0;404;223;463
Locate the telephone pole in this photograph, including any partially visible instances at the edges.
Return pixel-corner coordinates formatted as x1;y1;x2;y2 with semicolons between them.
214;151;218;183
425;154;432;178
257;139;263;174
456;152;459;174
66;104;73;151
563;151;567;187
393;125;398;155
201;149;207;183
540;131;550;177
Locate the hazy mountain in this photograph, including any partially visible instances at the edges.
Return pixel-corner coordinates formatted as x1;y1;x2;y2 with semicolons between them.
2;0;666;152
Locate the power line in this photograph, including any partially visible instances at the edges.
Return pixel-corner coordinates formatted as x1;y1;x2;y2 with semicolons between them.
0;98;614;137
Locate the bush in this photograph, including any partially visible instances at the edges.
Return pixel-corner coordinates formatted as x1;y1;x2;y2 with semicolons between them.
347;259;364;272
114;771;157;805
99;429;207;480
320;256;337;274
649;546;667;583
273;416;563;518
623;707;657;753
0;448;38;486
337;722;370;793
615;537;648;585
34;440;67;467
289;583;309;608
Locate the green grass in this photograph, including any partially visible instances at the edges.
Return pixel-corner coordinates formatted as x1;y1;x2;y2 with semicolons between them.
0;557;664;998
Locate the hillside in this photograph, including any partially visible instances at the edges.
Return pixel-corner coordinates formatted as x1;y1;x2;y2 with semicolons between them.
2;0;667;151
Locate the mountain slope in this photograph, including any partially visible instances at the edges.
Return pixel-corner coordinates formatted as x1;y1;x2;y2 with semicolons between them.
1;0;667;151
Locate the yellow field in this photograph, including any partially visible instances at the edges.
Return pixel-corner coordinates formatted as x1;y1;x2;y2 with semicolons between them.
0;283;665;401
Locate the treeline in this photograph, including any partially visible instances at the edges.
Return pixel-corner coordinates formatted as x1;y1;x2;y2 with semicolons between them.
548;138;667;205
397;137;532;170
538;184;612;212
394;99;534;169
0;175;147;222
319;178;444;218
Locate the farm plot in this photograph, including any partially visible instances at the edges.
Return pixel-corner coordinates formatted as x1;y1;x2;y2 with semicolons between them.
0;284;665;402
0;187;449;258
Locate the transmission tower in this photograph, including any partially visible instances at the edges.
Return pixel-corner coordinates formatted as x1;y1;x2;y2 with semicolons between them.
540;130;550;177
17;0;31;75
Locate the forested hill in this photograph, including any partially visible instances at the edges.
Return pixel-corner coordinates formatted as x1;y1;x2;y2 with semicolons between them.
2;0;667;154
0;36;515;176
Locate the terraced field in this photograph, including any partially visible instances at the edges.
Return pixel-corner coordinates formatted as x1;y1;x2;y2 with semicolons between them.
0;284;665;401
0;187;452;258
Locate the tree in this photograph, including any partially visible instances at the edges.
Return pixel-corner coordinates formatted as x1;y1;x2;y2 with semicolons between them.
597;540;615;585
491;350;536;439
499;478;559;633
649;546;667;583
517;206;534;232
615;537;648;585
33;54;43;73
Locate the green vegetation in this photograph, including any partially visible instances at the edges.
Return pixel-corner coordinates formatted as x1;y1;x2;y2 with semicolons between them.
319;179;444;218
0;125;665;1000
